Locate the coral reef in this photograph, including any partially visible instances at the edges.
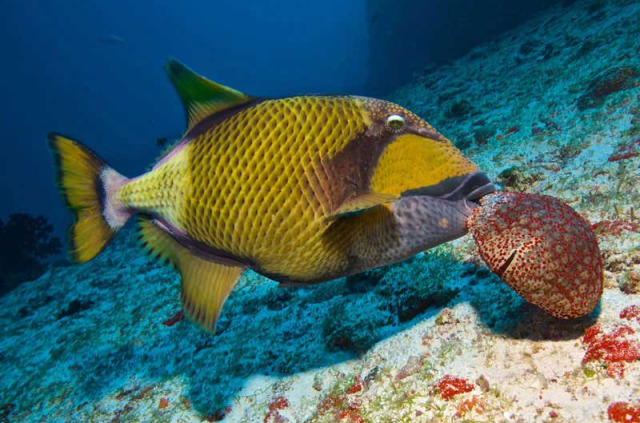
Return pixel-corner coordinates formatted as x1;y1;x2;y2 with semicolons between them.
1;0;640;421
0;213;61;295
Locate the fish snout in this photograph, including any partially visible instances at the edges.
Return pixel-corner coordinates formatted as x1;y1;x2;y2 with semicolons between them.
443;171;496;203
402;171;496;203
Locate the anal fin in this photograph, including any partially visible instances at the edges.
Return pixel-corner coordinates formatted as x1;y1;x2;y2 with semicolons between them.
138;217;244;332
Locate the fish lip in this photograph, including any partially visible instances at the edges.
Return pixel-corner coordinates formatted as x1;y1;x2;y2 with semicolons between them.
461;180;496;203
438;171;496;202
402;171;496;203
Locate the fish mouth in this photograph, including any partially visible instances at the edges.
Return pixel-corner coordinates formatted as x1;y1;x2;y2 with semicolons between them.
402;171;496;203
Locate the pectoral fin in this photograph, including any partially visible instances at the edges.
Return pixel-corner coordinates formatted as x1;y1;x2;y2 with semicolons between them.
329;192;399;218
138;217;244;332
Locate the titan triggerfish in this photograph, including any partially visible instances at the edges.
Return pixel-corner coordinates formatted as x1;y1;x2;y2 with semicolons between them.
49;59;601;332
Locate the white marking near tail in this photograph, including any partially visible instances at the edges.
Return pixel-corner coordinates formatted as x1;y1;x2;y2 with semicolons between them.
100;168;131;230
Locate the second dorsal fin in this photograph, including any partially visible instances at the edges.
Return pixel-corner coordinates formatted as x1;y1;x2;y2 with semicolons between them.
165;59;253;132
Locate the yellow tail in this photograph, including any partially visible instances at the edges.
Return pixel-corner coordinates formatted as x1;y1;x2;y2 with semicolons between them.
48;134;131;262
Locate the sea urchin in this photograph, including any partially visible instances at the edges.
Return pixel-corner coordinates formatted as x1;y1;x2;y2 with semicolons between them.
466;192;603;319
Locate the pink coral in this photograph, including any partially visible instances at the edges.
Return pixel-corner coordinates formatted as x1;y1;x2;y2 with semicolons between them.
466;192;603;319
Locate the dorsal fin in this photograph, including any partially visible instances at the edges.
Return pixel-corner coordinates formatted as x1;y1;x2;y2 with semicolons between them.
165;59;253;132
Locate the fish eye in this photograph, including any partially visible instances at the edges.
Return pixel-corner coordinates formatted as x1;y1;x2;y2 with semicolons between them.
386;114;405;131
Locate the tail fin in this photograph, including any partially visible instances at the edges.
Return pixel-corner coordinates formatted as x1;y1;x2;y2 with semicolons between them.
48;134;131;262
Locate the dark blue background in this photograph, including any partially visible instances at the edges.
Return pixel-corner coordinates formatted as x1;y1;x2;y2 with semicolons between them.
0;0;564;237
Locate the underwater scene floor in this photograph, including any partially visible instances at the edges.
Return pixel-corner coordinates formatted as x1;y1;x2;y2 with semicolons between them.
2;0;640;421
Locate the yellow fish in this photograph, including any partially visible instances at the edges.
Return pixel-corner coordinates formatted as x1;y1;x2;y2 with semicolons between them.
49;60;494;332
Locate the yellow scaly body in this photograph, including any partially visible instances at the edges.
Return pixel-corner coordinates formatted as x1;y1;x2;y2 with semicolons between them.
120;97;366;280
49;60;491;332
118;95;478;282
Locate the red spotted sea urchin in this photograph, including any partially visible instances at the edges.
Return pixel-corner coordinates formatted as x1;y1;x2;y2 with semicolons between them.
466;192;603;319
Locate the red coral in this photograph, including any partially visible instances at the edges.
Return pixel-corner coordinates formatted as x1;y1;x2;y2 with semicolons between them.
456;396;483;417
582;324;640;378
268;396;289;412
591;219;640;236
608;401;640;422
620;305;640;322
162;311;184;327
317;393;342;414
313;377;365;422
583;323;601;344
264;396;289;423
345;376;363;394
433;375;474;400
337;409;365;423
467;192;603;319
608;138;640;162
316;393;362;422
607;362;626;379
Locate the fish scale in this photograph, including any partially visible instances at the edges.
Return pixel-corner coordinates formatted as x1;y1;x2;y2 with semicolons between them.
182;96;368;277
53;59;602;334
118;148;188;227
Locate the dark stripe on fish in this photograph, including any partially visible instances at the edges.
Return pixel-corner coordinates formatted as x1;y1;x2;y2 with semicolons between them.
152;216;254;268
326;130;397;210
